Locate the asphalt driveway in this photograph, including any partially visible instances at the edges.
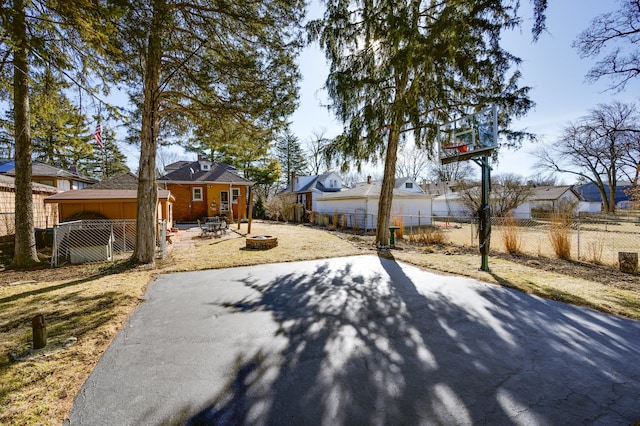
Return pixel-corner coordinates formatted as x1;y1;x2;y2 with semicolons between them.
68;255;640;425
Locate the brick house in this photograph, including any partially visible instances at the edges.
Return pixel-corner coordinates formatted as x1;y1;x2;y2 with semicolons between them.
158;156;253;222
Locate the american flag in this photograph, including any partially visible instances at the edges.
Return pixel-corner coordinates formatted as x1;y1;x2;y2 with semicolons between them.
94;123;103;148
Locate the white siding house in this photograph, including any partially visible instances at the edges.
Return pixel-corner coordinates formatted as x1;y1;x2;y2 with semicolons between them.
431;191;473;217
316;183;433;229
283;171;343;212
510;186;585;218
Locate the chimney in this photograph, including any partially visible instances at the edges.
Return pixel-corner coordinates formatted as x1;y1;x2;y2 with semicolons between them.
291;171;296;188
69;165;78;174
367;176;371;184
197;154;203;161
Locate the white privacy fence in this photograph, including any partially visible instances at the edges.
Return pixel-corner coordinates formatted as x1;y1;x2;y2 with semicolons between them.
51;219;168;267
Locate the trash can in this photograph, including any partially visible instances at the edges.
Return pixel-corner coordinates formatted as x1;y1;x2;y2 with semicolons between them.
34;228;45;249
45;228;54;247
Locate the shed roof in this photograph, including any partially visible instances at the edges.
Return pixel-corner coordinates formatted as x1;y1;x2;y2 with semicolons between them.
44;189;173;202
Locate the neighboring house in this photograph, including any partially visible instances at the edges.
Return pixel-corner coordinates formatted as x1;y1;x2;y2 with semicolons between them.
371;177;425;193
575;182;633;210
0;174;59;239
316;182;433;229
44;172;174;228
158;155;253;222
431;191;472;217
511;185;585;218
0;160;96;190
283;171;343;211
432;185;592;219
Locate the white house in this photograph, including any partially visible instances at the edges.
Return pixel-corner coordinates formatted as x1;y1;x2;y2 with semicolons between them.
431;191;472;217
511;186;585;218
316;183;433;229
283;171;343;212
370;177;425;193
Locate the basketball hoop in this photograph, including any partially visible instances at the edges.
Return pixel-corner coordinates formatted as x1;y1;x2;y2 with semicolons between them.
442;142;468;153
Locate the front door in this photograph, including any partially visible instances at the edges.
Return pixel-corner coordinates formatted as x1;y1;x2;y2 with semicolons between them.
220;191;229;213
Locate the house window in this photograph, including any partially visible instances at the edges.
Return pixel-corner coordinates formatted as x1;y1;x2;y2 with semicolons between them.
201;164;210;171
405;182;413;189
232;188;240;204
192;187;203;201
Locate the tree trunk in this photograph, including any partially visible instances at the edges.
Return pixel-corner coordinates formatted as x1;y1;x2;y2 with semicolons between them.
375;127;400;247
133;0;165;265
11;0;39;268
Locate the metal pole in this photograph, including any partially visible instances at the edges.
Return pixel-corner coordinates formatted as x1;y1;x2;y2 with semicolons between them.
479;156;491;271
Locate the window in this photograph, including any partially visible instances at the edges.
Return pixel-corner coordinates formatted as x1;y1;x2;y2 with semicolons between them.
192;187;203;201
405;182;413;189
232;188;240;204
201;164;210;171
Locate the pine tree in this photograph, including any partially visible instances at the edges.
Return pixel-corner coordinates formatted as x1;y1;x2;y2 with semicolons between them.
30;68;93;168
83;126;130;180
0;0;121;267
311;0;546;246
275;129;308;186
112;0;305;264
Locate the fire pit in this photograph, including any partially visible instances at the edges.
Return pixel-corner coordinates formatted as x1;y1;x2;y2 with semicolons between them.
245;235;278;249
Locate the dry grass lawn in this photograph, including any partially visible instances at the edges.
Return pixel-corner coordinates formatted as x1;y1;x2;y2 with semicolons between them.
0;220;638;424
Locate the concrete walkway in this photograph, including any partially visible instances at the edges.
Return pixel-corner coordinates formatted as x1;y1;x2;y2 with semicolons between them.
68;255;640;425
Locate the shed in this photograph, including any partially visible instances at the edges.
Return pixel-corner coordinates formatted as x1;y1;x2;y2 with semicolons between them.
44;173;174;228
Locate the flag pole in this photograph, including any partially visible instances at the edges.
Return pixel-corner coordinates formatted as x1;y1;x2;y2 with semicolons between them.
94;122;105;179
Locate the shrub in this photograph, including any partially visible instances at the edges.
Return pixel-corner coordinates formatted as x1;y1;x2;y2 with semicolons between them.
391;216;404;238
501;214;522;255
329;210;338;230
585;240;604;265
407;226;447;245
549;211;572;260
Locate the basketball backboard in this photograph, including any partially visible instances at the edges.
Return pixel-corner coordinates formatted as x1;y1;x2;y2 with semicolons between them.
438;106;497;165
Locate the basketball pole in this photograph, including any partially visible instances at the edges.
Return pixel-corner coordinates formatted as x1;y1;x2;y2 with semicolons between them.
439;105;496;272
478;156;491;272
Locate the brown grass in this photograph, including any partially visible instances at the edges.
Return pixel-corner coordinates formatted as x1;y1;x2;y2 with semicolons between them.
501;214;522;255
391;216;404;238
407;226;447;245
550;212;572;260
1;220;639;425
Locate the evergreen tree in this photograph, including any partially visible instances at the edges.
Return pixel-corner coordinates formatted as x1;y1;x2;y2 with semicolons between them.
310;0;545;246
83;126;130;180
30;68;91;167
0;0;121;267
112;0;304;265
275;129;308;186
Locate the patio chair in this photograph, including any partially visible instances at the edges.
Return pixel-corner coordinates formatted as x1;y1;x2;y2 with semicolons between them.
197;219;210;237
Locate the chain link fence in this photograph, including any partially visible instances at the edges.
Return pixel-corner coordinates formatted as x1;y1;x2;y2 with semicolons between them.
51;219;168;267
427;214;640;266
311;209;640;266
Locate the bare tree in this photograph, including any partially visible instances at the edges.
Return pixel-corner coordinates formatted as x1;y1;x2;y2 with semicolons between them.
157;146;182;175
535;101;640;213
396;144;431;181
574;0;640;91
457;174;533;218
305;128;331;175
427;160;476;183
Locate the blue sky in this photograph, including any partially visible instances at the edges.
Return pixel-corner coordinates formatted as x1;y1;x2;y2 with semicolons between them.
118;1;638;182
288;0;640;183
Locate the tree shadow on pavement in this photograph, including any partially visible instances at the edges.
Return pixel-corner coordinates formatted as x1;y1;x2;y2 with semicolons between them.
185;254;640;425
